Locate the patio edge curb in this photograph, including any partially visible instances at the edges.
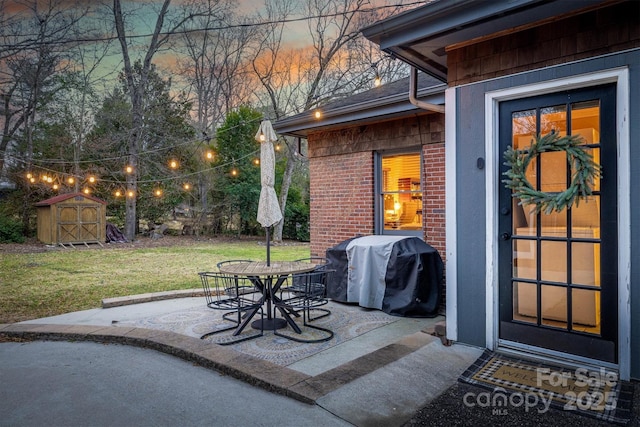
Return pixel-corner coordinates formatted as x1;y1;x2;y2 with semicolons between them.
0;323;316;404
101;289;206;308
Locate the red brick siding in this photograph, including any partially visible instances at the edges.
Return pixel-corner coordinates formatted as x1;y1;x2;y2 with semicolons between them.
423;142;445;255
306;114;446;260
447;2;640;86
309;151;374;257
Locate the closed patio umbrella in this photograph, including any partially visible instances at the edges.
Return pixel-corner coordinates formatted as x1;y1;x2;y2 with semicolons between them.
255;120;283;266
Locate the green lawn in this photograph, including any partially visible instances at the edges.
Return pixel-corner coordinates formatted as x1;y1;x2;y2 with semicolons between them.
0;240;309;323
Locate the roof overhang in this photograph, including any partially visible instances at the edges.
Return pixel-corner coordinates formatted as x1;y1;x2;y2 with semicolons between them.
274;83;445;138
362;0;612;82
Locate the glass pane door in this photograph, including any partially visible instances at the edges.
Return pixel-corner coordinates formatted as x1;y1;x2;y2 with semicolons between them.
498;84;617;363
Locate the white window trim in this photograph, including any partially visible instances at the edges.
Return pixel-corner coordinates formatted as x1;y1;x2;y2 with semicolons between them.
376;149;424;237
484;67;631;380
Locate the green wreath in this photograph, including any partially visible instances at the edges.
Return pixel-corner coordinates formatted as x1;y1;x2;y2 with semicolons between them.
502;133;601;215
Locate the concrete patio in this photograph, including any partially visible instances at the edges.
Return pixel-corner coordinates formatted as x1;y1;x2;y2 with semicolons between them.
1;292;483;426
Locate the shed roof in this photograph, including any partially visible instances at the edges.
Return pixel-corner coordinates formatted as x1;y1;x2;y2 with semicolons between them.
35;192;108;207
361;0;611;82
273;72;445;138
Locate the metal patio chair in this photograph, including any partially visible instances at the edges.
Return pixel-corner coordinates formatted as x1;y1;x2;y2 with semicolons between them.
199;272;264;344
273;269;335;343
284;257;332;321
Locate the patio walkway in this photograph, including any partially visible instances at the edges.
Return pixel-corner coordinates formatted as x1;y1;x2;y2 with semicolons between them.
1;292;482;426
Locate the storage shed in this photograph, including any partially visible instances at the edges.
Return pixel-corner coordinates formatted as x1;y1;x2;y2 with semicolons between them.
36;193;107;246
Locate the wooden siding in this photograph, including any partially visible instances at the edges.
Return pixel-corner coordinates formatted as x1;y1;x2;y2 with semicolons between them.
36;194;106;245
447;2;640;86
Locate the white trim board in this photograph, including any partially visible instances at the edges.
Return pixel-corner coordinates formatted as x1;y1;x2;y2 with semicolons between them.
444;87;458;341
483;68;631;380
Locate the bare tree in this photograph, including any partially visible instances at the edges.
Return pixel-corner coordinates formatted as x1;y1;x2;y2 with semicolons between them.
0;0;89;180
0;0;90;233
176;0;259;228
112;0;210;241
251;0;406;242
179;0;257;133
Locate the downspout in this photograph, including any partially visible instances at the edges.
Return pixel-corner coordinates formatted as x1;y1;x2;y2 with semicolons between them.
409;66;445;113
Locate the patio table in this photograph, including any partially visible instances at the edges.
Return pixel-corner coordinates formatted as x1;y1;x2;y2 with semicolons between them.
218;261;317;334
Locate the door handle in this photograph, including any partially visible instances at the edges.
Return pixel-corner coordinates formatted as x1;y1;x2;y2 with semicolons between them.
500;232;511;241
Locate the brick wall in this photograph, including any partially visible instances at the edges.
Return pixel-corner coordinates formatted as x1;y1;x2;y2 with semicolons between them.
309;151;374;257
307;113;446;259
447;1;640;86
423;142;445;254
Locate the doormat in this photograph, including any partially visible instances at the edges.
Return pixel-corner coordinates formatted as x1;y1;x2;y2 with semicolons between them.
458;350;634;425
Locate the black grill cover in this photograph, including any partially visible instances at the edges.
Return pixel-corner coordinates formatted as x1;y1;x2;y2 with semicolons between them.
325;236;443;317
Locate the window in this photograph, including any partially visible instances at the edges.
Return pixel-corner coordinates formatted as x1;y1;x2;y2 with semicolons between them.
376;151;423;234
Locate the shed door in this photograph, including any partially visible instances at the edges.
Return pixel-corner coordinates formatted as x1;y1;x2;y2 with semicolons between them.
57;205;100;243
497;84;617;363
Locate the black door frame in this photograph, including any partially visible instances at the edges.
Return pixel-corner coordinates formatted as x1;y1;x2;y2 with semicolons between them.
496;84;618;363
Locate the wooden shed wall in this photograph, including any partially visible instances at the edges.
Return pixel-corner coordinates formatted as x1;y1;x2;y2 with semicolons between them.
36;195;106;244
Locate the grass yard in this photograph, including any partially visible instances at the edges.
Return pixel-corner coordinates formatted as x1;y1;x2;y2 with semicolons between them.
0;237;310;323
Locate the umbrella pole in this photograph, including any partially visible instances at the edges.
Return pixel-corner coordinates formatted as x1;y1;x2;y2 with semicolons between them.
266;226;271;266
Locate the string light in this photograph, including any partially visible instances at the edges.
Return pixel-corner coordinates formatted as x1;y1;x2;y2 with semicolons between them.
259;130;266;142
374;73;382;87
16;124;267;201
314;110;321;119
275;143;281;151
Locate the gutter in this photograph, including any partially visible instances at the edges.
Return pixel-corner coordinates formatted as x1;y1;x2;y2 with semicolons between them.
409;67;445;113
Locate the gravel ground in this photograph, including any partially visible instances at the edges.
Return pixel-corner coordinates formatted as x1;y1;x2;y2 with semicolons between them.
404;381;639;427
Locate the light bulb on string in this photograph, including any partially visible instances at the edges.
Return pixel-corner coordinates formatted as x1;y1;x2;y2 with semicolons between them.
67;176;75;185
253;158;260;166
154;188;163;197
231;167;238;177
169;159;179;170
183;183;191;191
87;175;96;184
374;73;382;87
127;190;135;198
52;183;59;191
314;110;321;119
29;177;36;184
205;150;214;161
125;165;134;174
259;130;266;142
83;187;91;195
114;189;122;197
275;143;281;152
26;172;32;179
